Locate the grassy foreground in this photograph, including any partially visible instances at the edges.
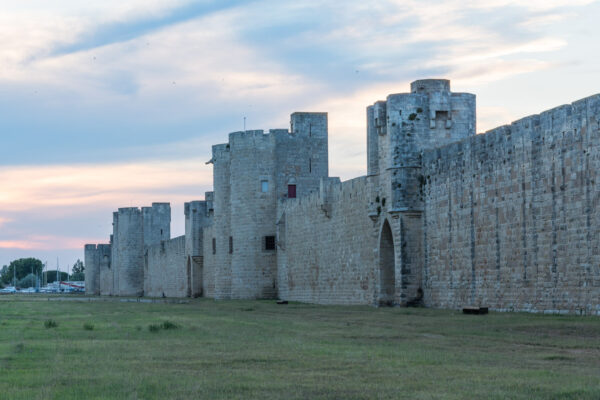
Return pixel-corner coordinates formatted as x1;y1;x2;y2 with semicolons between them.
0;297;599;399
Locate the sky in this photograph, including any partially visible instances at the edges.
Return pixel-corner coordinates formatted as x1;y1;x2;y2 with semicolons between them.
1;0;600;271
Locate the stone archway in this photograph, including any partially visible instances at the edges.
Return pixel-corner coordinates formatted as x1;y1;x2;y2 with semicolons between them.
379;219;396;306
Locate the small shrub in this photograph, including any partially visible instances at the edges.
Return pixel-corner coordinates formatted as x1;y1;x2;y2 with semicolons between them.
161;321;179;330
44;319;58;329
83;323;94;331
408;113;417;121
544;355;573;361
148;321;180;332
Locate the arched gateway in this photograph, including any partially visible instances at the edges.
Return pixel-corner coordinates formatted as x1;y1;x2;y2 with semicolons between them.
379;220;396;306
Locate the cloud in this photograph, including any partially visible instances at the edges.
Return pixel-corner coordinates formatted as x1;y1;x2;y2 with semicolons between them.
0;235;94;251
0;160;212;213
0;217;11;228
0;158;212;263
464;0;597;11
46;0;252;56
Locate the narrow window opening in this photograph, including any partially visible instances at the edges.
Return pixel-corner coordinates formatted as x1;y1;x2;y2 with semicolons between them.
288;184;296;198
261;180;269;192
264;236;276;251
309;123;312;137
309;158;312;173
212;238;216;255
229;236;233;254
160;229;163;235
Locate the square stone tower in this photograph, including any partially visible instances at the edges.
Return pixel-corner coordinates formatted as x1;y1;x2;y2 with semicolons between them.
208;112;328;299
109;203;171;296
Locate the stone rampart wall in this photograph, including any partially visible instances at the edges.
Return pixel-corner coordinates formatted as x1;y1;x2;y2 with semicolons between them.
144;236;187;298
278;176;380;304
422;94;600;315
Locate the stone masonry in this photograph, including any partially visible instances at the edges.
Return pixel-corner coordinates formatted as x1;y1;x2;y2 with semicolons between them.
85;79;600;315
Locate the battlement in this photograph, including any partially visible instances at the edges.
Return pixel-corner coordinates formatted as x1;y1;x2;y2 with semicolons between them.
117;207;141;214
97;244;111;254
424;92;600;171
142;203;171;218
290;112;327;138
85;243;111;254
367;79;475;178
211;143;230;161
184;200;210;218
410;79;450;94
228;129;281;149
279;176;370;214
211;113;328;164
150;202;170;208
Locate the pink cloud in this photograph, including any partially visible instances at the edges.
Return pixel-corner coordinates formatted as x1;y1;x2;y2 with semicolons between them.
0;159;212;213
0;235;103;250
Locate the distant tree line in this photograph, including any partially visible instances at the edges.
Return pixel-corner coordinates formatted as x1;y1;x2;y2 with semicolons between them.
70;259;85;281
0;258;85;288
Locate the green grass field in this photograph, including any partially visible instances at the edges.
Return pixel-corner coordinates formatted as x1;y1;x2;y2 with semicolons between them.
0;296;599;399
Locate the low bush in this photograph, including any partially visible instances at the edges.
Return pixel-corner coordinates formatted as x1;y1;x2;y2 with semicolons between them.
148;321;179;332
161;321;179;330
44;319;58;328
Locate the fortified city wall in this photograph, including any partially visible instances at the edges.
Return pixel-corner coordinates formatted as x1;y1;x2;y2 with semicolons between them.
422;94;600;314
84;79;600;315
145;235;187;298
277;176;379;304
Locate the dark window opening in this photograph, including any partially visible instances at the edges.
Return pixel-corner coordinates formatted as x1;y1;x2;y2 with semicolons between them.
229;236;233;254
264;236;276;251
160;229;163;235
212;238;216;255
288;184;296;198
309;158;312;173
435;110;449;129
